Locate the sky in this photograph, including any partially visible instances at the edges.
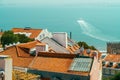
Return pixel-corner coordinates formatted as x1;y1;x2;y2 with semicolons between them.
1;0;120;7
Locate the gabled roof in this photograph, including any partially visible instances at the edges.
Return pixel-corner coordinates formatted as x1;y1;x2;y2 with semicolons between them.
41;37;70;53
0;46;34;67
29;52;93;76
12;28;43;39
17;40;41;49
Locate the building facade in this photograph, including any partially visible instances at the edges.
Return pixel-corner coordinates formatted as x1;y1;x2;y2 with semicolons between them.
107;42;120;54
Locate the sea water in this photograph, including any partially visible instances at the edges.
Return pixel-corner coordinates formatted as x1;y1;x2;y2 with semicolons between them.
0;6;120;51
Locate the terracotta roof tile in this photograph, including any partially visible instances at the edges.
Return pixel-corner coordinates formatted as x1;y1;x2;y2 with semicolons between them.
12;28;43;39
0;46;34;67
29;56;89;76
66;44;80;54
17;40;41;49
16;46;30;57
0;46;92;76
66;46;74;54
36;43;46;46
104;54;120;62
0;32;3;35
16;40;43;57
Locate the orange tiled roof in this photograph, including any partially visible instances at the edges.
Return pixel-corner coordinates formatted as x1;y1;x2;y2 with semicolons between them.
66;46;74;54
104;54;120;62
0;45;91;76
17;40;41;49
0;46;34;67
12;28;43;39
66;44;80;54
29;56;89;76
0;32;3;35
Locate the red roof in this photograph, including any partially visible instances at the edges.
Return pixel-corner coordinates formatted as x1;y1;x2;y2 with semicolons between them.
104;54;120;62
0;42;99;76
17;40;41;49
12;28;43;39
28;52;91;76
0;46;34;67
0;32;3;35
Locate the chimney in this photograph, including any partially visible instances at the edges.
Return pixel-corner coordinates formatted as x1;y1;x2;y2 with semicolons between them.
0;55;12;80
53;32;68;48
36;43;48;54
92;51;99;60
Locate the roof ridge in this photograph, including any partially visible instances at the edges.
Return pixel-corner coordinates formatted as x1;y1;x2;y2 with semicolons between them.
12;28;43;30
28;56;37;68
15;46;20;57
37;52;76;58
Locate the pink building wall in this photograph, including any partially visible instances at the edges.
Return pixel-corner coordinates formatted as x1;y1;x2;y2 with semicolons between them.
90;57;102;80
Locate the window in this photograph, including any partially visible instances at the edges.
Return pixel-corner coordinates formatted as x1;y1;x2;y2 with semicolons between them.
43;34;45;38
105;69;110;75
111;70;115;75
40;35;42;39
108;62;113;67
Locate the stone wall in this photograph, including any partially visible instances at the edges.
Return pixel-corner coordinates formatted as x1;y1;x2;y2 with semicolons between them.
107;42;120;54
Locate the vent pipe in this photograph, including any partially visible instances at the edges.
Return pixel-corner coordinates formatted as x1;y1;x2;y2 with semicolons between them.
70;32;72;39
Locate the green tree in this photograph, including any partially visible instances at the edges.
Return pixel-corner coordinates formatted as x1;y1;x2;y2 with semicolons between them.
16;34;34;43
1;31;34;48
1;31;19;47
111;72;120;80
77;41;89;49
77;41;97;50
90;46;96;50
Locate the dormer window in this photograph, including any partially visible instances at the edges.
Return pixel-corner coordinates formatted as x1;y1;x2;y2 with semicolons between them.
40;35;42;39
108;62;113;67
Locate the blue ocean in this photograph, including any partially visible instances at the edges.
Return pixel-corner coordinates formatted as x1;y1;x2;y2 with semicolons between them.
0;6;120;51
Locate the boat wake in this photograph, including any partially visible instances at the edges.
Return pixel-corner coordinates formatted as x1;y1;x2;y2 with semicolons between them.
77;19;119;42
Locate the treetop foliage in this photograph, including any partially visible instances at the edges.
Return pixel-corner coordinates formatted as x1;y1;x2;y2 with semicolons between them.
77;41;97;50
1;30;33;47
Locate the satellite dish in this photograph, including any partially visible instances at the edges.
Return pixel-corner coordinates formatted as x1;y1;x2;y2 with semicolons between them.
80;46;84;53
86;49;91;54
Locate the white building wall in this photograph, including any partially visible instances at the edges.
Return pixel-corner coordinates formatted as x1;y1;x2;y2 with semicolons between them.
30;47;36;52
36;44;48;54
0;55;12;80
35;29;52;41
14;32;32;37
13;66;28;72
5;58;12;80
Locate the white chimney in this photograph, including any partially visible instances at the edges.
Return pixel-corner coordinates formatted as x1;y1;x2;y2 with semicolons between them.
36;43;48;54
0;55;12;80
53;32;68;48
